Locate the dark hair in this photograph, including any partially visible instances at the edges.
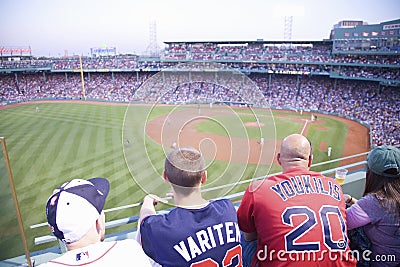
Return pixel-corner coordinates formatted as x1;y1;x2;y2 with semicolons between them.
164;147;205;189
364;168;400;219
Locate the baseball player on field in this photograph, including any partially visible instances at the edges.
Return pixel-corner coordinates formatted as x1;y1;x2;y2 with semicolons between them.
237;134;356;267
139;146;242;267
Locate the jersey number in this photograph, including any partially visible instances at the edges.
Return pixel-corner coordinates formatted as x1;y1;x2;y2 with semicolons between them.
190;245;242;267
282;206;348;252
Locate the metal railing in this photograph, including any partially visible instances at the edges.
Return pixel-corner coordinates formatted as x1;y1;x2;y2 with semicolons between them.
30;152;369;247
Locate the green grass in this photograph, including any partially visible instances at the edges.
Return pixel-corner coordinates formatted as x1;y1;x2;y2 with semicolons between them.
0;102;349;258
307;114;348;171
0;102;142;256
0;149;27;259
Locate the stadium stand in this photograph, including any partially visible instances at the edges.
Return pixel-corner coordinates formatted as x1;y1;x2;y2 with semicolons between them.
1;70;398;145
1;21;399;147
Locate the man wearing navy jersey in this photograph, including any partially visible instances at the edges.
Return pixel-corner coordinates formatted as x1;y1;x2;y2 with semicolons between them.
139;146;242;267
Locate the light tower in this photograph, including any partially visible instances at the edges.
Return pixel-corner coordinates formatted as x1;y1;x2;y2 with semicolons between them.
274;4;304;41
146;20;160;57
284;16;293;41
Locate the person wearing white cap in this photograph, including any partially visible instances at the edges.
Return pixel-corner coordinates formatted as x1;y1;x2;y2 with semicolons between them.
345;145;400;267
38;178;151;266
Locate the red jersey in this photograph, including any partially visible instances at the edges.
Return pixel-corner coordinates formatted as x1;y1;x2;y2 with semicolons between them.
237;167;357;267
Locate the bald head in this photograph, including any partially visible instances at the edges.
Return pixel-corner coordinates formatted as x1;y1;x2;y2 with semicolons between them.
278;134;312;171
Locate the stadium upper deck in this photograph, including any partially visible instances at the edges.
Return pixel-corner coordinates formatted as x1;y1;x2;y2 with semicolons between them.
1;41;399;83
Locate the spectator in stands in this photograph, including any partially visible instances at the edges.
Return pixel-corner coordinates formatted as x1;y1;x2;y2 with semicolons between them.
138;146;242;267
237;134;356;267
39;178;151;266
345;145;400;267
1;68;398;146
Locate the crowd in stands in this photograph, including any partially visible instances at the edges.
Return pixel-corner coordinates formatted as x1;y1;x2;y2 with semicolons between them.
163;43;333;61
52;55;138;70
0;56;138;70
0;43;398;146
254;74;399;146
333;44;400;53
1;43;399;82
160;82;245;104
331;54;400;65
1;71;398;146
0;58;52;69
0;72;151;103
336;66;399;80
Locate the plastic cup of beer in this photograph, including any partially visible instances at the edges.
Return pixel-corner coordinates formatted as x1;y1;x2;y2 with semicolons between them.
335;168;348;185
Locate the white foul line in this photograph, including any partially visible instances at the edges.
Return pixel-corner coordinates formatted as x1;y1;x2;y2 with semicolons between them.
300;119;309;135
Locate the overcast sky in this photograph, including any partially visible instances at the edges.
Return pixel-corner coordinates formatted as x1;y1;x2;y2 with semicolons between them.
0;0;399;56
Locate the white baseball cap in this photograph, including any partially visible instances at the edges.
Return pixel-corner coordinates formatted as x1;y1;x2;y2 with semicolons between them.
46;178;110;244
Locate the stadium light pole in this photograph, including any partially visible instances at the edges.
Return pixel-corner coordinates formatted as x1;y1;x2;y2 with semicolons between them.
273;4;305;41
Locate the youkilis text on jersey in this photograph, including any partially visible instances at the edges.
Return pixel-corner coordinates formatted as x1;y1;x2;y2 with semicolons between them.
271;175;341;201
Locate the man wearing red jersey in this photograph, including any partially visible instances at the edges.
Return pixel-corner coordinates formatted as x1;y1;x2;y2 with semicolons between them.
237;134;356;267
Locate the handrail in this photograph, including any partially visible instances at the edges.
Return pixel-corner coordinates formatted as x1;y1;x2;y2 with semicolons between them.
31;157;369;246
311;151;368;167
30;154;368;230
32;189;248;246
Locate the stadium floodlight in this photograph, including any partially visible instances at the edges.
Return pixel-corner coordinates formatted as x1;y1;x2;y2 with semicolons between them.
146;20;161;57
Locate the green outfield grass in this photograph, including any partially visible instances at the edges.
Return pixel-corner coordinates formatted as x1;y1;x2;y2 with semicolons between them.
0;102;348;258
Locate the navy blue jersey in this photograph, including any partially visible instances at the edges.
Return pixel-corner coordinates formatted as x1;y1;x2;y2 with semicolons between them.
140;199;242;267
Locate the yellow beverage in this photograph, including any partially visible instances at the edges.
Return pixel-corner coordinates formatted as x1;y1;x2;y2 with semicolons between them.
335;177;345;185
335;168;348;185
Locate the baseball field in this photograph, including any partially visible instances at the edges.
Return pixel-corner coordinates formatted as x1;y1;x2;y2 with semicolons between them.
0;100;369;258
